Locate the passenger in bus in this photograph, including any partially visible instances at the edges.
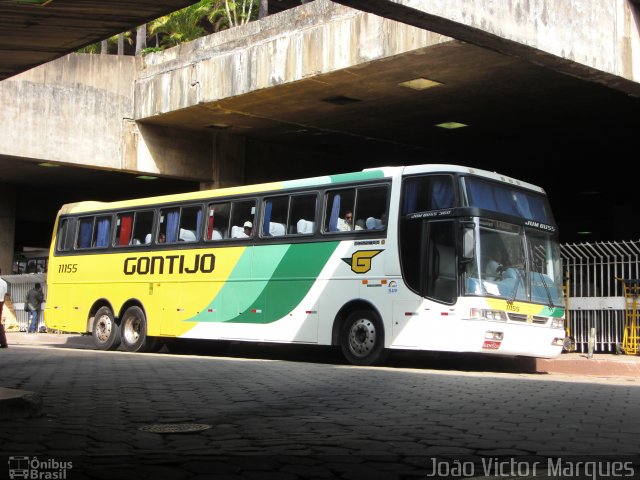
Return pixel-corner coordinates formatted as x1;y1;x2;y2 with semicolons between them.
485;249;504;280
338;211;354;231
366;213;387;230
158;232;166;243
232;221;252;238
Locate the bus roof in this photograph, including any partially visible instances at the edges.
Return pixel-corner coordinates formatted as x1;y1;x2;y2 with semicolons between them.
58;164;544;215
59;168;391;215
400;164;545;193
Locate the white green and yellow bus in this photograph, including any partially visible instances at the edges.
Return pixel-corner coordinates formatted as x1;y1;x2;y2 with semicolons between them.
45;164;566;365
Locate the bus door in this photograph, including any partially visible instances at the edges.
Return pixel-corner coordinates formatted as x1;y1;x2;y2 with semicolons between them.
422;220;457;304
394;219;457;344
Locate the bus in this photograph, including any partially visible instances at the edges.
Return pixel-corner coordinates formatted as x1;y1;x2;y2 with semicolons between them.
45;164;566;365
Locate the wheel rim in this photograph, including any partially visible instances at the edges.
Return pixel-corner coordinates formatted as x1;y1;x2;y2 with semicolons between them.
123;315;142;345
95;314;113;343
347;318;376;358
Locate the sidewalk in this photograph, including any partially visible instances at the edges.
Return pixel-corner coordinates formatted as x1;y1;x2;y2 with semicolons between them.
2;332;640;419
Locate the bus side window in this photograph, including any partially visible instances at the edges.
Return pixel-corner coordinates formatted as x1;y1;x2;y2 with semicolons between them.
324;189;355;233
291;193;317;235
92;216;112;248
159;207;180;243
56;218;74;252
206;202;231;241
178;205;202;242
402;175;455;215
354;185;388;232
230;199;256;239
114;213;134;246
131;210;155;247
262;196;288;237
77;217;94;249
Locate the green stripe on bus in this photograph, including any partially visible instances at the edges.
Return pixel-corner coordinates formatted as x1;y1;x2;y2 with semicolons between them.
540;306;565;318
328;170;384;183
188;241;339;324
283;170;384;190
246;241;339;323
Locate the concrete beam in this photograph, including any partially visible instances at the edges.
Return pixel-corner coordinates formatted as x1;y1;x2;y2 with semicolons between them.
331;0;640;97
0;54;136;170
124;122;214;181
0;54;216;181
134;0;448;118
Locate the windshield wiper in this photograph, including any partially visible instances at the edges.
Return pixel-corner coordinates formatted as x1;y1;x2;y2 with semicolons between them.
508;267;524;304
530;248;555;309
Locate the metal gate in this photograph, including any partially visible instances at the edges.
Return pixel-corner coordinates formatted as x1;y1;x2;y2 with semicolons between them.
561;240;640;353
0;273;47;332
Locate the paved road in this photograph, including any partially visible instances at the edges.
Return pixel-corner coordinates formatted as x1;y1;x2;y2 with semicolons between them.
1;341;640;479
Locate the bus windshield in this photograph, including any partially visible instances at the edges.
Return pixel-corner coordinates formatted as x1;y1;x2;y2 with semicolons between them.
464;219;565;307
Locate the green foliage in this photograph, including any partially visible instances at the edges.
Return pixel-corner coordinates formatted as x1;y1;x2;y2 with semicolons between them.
149;0;211;48
77;43;101;54
78;0;262;55
140;47;163;56
76;32;132;54
204;0;259;31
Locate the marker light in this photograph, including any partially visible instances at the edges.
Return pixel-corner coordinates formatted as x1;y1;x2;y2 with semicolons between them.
485;331;504;341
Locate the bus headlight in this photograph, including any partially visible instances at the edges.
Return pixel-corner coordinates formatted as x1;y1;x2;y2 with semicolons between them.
551;318;565;329
470;308;507;321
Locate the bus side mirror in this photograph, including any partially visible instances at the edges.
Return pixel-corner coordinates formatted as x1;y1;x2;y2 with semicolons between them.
461;227;475;261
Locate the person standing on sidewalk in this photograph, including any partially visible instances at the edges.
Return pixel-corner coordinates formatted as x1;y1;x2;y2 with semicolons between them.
0;268;8;348
26;283;44;334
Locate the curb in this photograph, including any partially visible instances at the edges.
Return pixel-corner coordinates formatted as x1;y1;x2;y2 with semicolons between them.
537;355;640;377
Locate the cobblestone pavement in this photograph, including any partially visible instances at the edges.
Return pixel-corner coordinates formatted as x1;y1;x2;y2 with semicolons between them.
1;341;640;479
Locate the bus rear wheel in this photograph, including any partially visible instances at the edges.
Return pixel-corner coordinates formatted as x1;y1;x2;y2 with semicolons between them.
340;309;387;366
120;306;160;353
92;306;121;351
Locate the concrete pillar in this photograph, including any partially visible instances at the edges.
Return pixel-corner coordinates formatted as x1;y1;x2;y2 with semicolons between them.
201;133;247;191
0;184;16;274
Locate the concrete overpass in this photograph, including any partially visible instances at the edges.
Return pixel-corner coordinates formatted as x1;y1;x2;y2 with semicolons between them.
0;0;639;272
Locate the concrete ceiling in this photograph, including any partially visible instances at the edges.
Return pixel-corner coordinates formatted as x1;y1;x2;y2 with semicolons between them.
139;39;640;243
0;0;207;81
1;0;639;246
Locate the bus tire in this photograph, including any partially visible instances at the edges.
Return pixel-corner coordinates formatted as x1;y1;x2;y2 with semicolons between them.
92;306;121;351
120;306;159;353
340;309;387;366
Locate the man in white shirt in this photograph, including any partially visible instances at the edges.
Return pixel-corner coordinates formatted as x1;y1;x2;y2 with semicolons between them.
0;268;8;348
485;249;504;280
338;211;354;231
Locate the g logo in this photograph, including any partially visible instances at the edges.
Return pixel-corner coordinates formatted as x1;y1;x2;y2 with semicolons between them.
342;250;383;274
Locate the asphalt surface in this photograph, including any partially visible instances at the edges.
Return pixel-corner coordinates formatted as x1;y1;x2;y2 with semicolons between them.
1;333;640;479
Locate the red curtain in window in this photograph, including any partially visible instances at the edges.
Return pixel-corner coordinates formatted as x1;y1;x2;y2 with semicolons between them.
207;209;214;240
119;215;133;245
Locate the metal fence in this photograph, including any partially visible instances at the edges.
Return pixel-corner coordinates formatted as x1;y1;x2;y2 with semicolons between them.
1;273;47;332
561;240;640;353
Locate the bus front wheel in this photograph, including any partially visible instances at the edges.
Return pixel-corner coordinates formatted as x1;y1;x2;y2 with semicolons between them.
120;306;160;353
92;306;121;351
340;309;387;366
